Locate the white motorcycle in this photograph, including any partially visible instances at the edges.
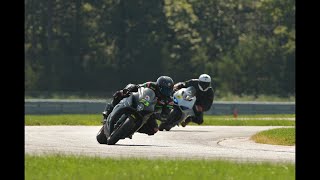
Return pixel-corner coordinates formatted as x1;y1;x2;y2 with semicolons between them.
158;86;196;131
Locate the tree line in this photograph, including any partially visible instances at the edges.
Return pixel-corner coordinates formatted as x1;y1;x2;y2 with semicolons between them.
25;0;295;97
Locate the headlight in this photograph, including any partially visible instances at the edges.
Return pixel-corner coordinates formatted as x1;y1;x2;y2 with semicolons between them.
173;97;178;104
137;103;144;111
184;95;192;101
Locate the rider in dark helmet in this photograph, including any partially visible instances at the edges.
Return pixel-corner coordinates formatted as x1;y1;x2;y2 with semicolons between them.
103;76;174;136
171;74;215;127
156;76;175;97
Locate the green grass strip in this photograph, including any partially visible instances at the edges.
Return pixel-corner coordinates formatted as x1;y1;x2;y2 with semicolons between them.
25;154;295;180
25;114;100;126
251;127;295;146
25;114;295;126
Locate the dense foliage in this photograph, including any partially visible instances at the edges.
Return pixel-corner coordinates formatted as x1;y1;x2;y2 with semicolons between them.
25;0;295;97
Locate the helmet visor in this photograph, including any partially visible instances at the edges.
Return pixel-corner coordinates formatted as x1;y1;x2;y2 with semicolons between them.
199;81;210;91
160;86;173;97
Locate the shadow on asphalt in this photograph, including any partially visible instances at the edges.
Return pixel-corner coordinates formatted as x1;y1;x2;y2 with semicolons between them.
115;144;170;147
164;130;211;133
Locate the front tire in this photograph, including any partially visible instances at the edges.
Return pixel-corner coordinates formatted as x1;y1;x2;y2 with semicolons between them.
162;107;182;131
96;126;108;144
107;117;136;145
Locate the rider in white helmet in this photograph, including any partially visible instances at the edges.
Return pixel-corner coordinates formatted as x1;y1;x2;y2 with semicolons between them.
171;74;215;127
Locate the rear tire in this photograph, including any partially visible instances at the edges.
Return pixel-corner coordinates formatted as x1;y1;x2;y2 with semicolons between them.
107;117;136;145
96;126;108;144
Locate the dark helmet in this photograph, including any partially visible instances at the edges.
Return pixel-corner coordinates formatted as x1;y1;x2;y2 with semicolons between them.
198;74;211;91
156;76;174;97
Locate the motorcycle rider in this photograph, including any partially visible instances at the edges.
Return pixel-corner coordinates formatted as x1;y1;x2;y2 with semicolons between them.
103;76;174;136
170;74;215;127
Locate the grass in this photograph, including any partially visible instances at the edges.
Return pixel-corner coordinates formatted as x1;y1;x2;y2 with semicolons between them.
25;114;295;126
251;128;295;146
25;114;100;126
25;154;295;180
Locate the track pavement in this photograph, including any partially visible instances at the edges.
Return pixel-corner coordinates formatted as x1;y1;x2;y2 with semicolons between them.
25;126;295;163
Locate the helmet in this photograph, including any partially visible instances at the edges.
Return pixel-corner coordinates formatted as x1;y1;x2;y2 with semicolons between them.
156;76;174;97
198;74;211;91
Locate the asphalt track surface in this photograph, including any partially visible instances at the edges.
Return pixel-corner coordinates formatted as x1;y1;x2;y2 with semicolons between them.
25;126;295;163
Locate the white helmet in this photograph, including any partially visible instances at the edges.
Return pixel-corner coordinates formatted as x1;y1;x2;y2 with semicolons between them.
198;74;211;91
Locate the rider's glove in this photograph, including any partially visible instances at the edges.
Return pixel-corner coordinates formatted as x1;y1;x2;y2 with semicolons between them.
122;89;129;95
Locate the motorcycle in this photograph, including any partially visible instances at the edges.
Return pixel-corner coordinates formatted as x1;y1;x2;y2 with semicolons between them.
159;86;197;131
96;86;157;145
153;100;174;124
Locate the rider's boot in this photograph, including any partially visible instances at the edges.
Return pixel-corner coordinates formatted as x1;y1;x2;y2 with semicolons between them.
181;117;192;127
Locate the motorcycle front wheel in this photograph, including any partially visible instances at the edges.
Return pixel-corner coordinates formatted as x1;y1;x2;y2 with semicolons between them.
160;107;182;131
96;126;108;144
107;116;136;145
